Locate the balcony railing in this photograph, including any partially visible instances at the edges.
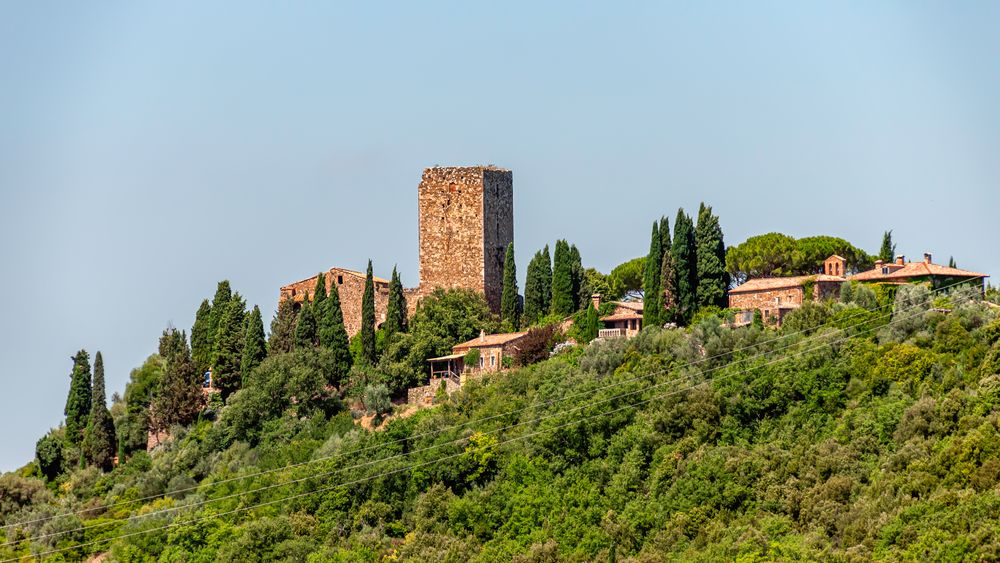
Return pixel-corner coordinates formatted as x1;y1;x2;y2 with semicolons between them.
598;328;626;339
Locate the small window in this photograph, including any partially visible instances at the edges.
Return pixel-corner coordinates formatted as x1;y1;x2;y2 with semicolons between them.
291;289;296;296
490;355;496;367
479;357;484;368
337;275;343;284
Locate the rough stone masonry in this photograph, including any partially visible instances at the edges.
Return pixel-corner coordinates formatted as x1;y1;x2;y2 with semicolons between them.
278;165;514;337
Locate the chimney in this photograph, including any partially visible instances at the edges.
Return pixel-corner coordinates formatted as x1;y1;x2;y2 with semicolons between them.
875;259;884;268
479;329;486;342
591;293;602;310
924;252;932;264
896;255;905;266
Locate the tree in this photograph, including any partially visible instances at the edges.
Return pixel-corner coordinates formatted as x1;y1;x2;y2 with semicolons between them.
879;230;896;263
207;280;233;356
500;242;520;330
64;350;92;446
313;272;327;306
83;351;117;471
361;260;377;365
35;434;63;481
118;355;163;460
540;244;552;314
643;221;663;328
269;299;298;356
364;384;392;419
212;293;247;398
295;298;318;350
949;256;957;268
725;232;799;283
793;236;872;274
695;203;729;308
569;244;585;311
551;240;575;316
241;305;267;385
576;302;600;343
608;257;645;300
151;328;203;432
671;208;698;325
523;250;545;326
319;277;352;387
190;299;213;376
660;233;677;321
385;266;407;337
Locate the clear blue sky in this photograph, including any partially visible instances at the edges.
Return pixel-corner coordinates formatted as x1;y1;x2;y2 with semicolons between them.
1;2;998;471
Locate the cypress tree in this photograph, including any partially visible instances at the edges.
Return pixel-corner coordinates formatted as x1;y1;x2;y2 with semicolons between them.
879;230;896;263
64;350;92;446
190;299;213;376
83;351;117;471
949;256;957;268
523;250;545;326
672;208;698;325
313;272;327;307
540;245;552;314
295;297;317;350
643;221;663;328
569;243;584;311
212;293;246;398
660;216;676;322
240;305;267;384
501;242;520;330
695;203;729;308
269;299;298;356
319;277;353;386
151;328;202;432
578;302;600;342
361;260;377;365
551;240;575;316
384;266;407;337
207;280;233;357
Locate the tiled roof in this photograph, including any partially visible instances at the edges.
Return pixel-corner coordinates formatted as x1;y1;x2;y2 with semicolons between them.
601;311;643;322
729;275;814;293
611;301;644;312
452;332;528;350
849;261;987;282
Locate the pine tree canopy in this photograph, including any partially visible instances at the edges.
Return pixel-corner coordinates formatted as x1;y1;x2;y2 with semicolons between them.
240;305;267;384
64;349;92;446
501;242;520;330
695;202;729;308
83;351;117;471
361;260;377;365
643;220;663;328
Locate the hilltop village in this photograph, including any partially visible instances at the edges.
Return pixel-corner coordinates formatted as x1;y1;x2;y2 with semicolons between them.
10;165;999;562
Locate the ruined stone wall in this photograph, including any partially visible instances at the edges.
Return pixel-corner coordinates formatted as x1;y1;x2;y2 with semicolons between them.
481;169;514;312
279;267;389;338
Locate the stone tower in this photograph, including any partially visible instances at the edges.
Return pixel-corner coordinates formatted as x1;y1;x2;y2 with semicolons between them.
417;166;513;312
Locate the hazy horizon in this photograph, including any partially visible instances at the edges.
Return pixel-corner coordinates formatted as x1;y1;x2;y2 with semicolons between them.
2;2;999;472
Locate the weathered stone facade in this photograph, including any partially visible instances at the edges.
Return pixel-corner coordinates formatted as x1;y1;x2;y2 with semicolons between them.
417;166;513;312
279;267;390;338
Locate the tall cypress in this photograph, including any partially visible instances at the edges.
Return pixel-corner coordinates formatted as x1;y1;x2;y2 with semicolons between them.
212;293;246;398
540;244;552;314
294;297;318;350
64;350;92;446
190;299;213;376
313;272;327;307
207;280;233;358
361;260;377;365
643;221;663;328
523;250;545;326
501;242;520;330
240;305;267;383
151;328;202;432
879;230;896;263
551;240;575;316
671;208;698;325
660;216;675;321
83;351;117;471
269;298;298;356
695;203;729;308
569;244;584;311
319;278;352;386
384;266;407;337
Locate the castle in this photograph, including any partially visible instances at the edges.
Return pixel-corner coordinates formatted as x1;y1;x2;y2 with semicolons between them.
279;166;514;336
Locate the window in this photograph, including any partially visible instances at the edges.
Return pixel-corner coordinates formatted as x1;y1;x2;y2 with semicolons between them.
337;275;344;285
479;357;484;368
490;355;496;367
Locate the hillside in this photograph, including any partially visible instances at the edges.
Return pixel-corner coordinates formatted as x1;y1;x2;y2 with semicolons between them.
3;286;1000;561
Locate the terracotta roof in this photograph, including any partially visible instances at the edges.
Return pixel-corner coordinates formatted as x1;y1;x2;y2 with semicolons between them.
729;275;813;294
611;301;644;312
849;261;987;282
452;332;528;350
601;312;643;322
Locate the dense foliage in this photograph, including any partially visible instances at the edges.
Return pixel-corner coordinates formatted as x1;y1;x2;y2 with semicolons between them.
727;233;873;284
8;280;999;562
500;242;520;330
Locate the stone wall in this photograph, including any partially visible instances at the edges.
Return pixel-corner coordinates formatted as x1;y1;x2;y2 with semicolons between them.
729;285;805;313
417;166;513;313
407;376;460;406
279;267;389;338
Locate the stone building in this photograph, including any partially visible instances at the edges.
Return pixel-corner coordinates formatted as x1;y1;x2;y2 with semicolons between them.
277;165;514;336
416;166;513;312
848;253;988;288
728;255;848;326
427;330;528;379
279;267;390;338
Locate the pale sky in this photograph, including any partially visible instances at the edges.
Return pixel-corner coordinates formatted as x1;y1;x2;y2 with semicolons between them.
2;2;998;471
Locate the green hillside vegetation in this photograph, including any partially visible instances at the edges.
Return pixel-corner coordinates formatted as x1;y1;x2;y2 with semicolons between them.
3;281;999;561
